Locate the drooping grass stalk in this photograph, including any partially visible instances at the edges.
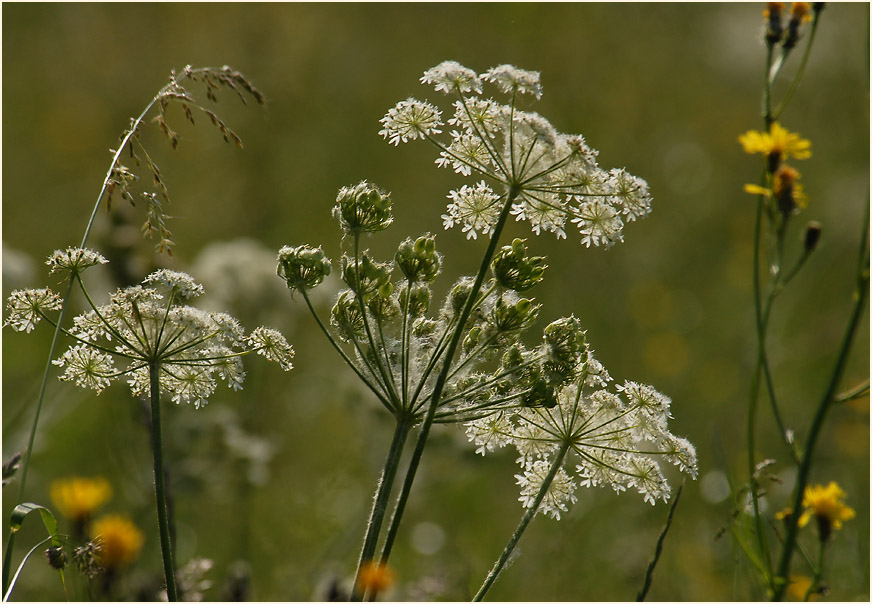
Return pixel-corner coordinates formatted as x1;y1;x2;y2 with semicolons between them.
351;418;411;600
1;74;193;594
148;361;178;602
473;441;571;601
375;187;519;571
771;204;869;601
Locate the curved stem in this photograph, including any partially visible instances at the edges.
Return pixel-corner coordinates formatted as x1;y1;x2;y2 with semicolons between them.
149;361;177;601
351;418;412;601
377;187;519;569
474;442;571;601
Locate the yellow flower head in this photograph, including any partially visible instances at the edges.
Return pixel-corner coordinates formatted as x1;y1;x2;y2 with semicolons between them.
799;481;856;541
50;476;112;522
356;561;395;598
786;575;821;602
790;3;813;24
738;122;812;171
91;514;144;569
743;164;807;214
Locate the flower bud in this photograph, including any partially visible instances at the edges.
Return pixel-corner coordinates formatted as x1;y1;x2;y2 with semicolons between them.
45;545;68;571
331;291;365;342
396;235;441;283
333;181;393;234
491;296;540;334
277;244;332;292
445;277;475;318
491;238;547;291
341;254;392;301
399;283;431;316
523;376;558;408
544;316;586;363
804;221;822;252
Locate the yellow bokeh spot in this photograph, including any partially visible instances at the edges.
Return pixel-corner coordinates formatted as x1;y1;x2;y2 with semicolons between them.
356;561;394;598
643;331;689;378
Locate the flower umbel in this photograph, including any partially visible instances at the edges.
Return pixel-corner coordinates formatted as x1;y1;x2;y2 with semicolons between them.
381;61;653;246
5;252;294;409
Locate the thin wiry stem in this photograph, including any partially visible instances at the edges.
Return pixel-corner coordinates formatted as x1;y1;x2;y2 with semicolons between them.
473;441;571;601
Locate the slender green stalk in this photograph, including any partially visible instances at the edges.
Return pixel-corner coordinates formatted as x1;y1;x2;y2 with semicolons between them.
351;418;412;600
637;483;684;601
375;187;520;569
771;206;869;601
748;190;774;586
149;361;178;602
473;442;571;601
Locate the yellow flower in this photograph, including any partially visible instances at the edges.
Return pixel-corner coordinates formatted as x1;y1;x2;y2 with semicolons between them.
786;575;821;601
738;122;812;171
356;561;394;599
799;481;856;541
91;514;144;569
790;2;813;25
50;476;112;522
743;164;807;213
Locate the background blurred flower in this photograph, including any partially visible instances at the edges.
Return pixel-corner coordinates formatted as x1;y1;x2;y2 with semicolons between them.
91;514;144;569
50;476;112;523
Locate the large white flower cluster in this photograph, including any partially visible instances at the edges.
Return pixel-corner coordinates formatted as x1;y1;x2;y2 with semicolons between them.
6;249;294;408
466;343;697;519
380;61;652;246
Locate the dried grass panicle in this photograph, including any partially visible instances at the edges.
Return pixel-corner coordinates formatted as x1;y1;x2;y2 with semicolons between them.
103;65;264;255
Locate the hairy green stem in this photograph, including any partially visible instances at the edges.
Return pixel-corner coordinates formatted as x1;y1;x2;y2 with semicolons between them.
149;362;177;601
351;418;412;601
376;187;520;569
474;442;571;601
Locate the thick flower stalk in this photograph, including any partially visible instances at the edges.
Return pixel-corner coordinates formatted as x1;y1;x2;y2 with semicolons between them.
469;338;697;599
5;248;293;600
380;60;653;246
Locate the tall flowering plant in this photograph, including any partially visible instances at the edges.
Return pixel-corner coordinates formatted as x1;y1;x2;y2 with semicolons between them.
280;60;695;600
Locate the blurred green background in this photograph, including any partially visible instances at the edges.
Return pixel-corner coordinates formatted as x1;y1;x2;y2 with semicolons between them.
3;3;868;601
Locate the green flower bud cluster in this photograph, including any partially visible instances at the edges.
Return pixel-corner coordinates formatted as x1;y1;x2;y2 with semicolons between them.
399;283;431;317
490;296;540;335
341;253;393;302
277;244;332;292
491;238;547;291
331;291;366;342
333;181;394;234
395;235;441;283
